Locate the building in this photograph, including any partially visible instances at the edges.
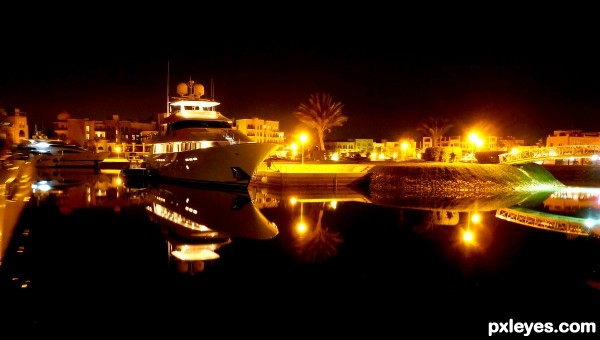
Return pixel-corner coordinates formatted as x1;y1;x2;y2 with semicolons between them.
233;117;285;145
52;114;157;152
354;139;374;156
372;139;418;161
422;134;501;152
546;130;600;147
3;108;30;145
497;136;526;149
323;139;358;157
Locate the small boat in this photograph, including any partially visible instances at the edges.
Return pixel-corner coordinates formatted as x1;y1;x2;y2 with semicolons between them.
120;166;152;188
99;157;135;170
145;79;278;189
24;140;109;168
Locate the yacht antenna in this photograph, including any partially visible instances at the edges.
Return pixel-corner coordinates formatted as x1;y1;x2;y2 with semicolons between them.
166;61;170;113
211;78;215;100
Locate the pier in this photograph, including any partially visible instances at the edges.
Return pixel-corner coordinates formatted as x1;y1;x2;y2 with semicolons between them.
251;162;374;188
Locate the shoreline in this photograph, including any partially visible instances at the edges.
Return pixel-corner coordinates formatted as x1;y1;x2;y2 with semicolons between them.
253;161;567;193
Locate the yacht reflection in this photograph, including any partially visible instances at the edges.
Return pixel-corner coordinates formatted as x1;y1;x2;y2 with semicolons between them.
143;183;279;274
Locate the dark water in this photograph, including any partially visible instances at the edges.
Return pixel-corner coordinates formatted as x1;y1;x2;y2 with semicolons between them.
1;168;599;337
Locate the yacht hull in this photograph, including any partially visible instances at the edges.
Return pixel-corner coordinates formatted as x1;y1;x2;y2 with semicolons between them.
145;143;278;188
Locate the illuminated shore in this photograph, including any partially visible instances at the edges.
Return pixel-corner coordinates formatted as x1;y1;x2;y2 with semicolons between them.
253;161;565;194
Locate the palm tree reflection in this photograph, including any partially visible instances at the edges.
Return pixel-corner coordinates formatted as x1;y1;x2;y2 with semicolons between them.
292;200;343;263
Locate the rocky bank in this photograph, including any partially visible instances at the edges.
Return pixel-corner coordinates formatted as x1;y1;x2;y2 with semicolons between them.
366;162;564;200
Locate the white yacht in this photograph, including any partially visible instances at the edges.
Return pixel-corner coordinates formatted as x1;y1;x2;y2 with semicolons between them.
145;80;278;188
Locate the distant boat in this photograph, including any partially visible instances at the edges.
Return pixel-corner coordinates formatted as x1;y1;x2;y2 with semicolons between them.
30;141;109;168
144;79;278;189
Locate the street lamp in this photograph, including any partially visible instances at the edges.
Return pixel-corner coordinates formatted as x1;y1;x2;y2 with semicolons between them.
300;133;307;164
401;141;408;161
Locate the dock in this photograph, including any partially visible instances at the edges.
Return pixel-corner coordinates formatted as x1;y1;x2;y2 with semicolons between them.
251;162;374;188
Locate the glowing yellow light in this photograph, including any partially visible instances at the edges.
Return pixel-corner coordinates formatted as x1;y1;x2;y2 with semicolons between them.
471;212;481;224
401;141;408;150
331;152;339;161
116;177;122;186
296;222;308;234
463;230;474;243
468;132;483;149
468;132;479;143
290;197;297;205
511;148;519;155
299;133;308;164
330;201;337;209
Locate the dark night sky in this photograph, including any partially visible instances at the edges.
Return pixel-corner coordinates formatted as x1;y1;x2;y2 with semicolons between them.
2;6;600;145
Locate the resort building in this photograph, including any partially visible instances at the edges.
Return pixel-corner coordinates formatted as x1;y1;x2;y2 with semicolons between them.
546;130;600;146
53;115;157;154
324;139;359;158
422;134;500;152
233;117;285;145
372;139;418;161
323;138;419;161
2;108;30;145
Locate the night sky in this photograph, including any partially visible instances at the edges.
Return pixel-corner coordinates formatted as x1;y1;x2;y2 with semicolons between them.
2;7;600;145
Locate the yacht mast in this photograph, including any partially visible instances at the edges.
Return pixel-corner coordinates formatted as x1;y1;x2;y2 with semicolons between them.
166;61;170;114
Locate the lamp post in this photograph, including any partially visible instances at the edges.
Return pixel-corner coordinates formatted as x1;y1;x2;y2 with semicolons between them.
401;141;408;161
300;133;307;164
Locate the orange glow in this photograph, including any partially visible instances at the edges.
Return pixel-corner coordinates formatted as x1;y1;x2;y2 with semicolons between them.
462;230;474;243
296;222;308;234
471;212;481;224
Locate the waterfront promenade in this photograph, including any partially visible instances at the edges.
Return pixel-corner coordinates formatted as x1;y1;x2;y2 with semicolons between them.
252;161;374;187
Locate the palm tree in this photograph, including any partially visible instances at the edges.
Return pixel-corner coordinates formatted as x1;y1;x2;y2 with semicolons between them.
293;93;348;156
416;117;453;147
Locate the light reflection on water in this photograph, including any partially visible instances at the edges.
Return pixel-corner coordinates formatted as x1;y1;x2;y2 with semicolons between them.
1;167;599;335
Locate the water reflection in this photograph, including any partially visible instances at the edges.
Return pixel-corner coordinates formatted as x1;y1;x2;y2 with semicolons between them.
0;157;35;267
0;167;599;334
144;182;278;275
497;187;600;237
